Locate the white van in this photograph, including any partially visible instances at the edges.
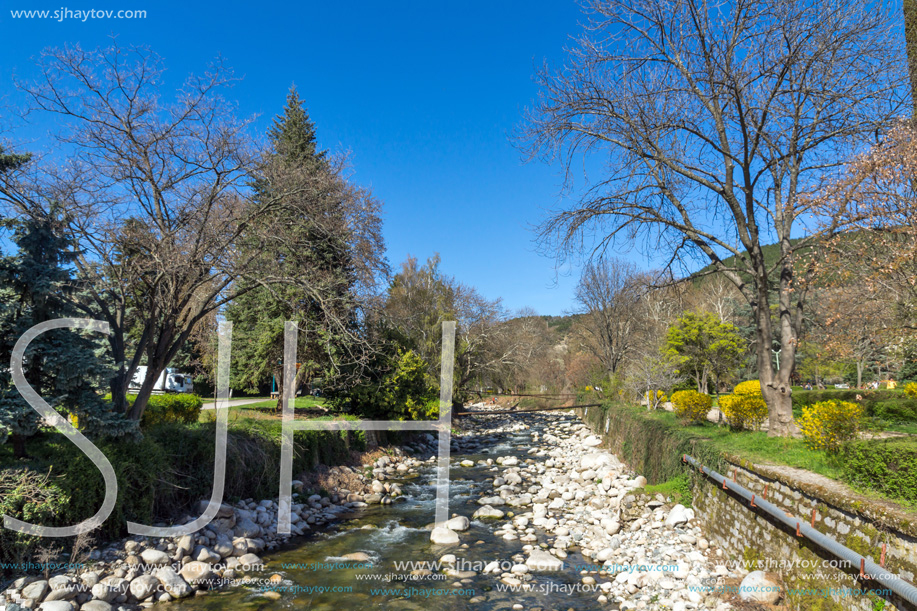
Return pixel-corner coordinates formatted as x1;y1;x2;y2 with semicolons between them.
129;366;195;394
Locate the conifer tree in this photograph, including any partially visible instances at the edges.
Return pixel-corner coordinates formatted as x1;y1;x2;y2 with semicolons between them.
226;87;360;401
0;210;135;457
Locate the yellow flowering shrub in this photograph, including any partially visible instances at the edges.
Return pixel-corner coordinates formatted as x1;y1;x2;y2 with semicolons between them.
798;400;864;453
905;382;917;399
718;393;768;430
645;390;667;406
670;390;712;423
733;380;763;396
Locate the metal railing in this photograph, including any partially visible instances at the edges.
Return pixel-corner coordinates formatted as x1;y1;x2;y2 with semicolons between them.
683;453;917;606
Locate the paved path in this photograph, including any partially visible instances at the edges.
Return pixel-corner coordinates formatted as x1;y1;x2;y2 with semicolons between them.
201;397;270;410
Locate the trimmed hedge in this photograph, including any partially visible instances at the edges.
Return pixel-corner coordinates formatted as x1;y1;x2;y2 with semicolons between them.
793;389;904;407
141;394;203;428
0;415;366;576
842;438;917;502
871;400;917;423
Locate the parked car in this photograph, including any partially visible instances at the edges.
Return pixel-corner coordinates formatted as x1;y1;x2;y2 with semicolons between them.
129;366;195;394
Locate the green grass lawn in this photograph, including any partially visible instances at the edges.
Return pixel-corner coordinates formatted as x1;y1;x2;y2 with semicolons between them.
243;396;327;410
197;396;330;424
625;403;917;508
630;404;846;480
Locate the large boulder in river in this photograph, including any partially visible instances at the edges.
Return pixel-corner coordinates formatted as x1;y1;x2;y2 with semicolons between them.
235;517;262;538
738;570;782;604
179;561;214;585
140;548;171;566
22;580;49;602
580;452;617;470
155;567;193;599
445;516;470;531
664;504;691;527
526;549;564;571
473;505;505;519
129;574;160;600
430;527;460;545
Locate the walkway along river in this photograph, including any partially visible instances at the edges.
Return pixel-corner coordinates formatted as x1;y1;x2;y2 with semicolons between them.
1;407;742;610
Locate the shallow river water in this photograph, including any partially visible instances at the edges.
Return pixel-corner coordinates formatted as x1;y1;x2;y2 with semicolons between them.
153;416;614;611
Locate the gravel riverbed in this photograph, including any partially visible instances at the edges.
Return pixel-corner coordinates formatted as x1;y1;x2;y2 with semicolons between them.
2;406;747;611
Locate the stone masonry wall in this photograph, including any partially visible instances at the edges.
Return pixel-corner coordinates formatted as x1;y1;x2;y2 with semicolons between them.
575;405;917;611
693;461;917;611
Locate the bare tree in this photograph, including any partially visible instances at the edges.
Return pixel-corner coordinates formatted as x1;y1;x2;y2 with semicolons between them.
685;275;742;325
626;347;683;410
486;310;556;393
572;257;646;381
382;254;527;398
0;43;386;420
522;0;906;435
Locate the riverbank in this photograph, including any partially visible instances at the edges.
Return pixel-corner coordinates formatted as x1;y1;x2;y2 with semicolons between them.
2;406;743;611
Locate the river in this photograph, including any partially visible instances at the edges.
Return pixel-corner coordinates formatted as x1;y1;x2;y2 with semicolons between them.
153;411;623;610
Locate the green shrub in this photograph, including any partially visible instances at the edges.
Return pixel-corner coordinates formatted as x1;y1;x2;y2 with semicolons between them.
140;394;203;428
339;349;439;420
0;414;368;575
670;390;712;423
870;399;917;423
797;400;864;454
0;469;70;574
842;439;917;502
719;394;768;431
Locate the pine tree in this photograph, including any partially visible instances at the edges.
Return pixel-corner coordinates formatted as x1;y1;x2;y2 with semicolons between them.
226;87;358;400
0;213;136;457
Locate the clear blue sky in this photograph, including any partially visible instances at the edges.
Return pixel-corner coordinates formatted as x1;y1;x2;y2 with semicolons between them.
0;0;653;315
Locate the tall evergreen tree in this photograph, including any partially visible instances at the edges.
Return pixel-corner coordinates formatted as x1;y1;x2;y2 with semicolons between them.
226;87;359;401
0;212;136;457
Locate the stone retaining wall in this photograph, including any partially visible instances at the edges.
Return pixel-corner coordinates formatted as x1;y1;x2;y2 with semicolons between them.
577;405;917;611
693;460;916;611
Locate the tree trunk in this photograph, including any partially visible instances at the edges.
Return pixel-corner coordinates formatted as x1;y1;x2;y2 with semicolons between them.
128;355;168;421
906;0;917;116
752;273;797;437
11;433;27;459
276;363;309;411
857;361;864;388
